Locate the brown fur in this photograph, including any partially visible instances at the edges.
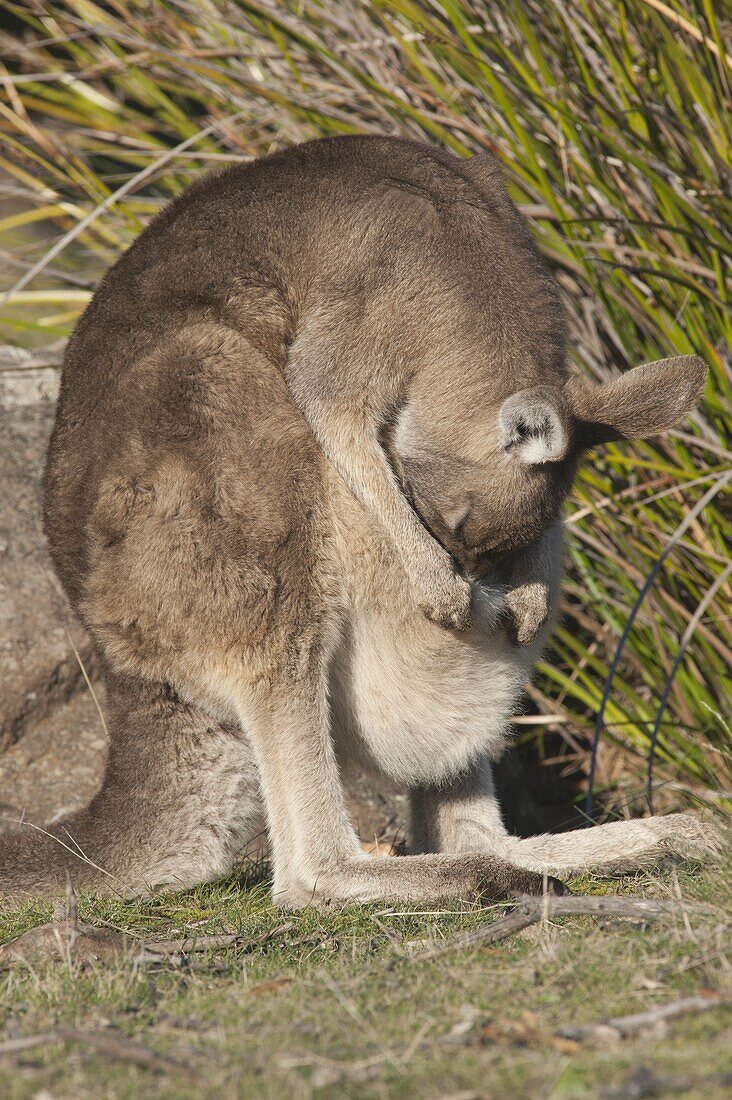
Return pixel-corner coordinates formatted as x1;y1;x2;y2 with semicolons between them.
0;136;711;904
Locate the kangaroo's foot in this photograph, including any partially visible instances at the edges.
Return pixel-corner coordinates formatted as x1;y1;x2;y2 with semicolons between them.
236;665;566;911
514;814;724;878
409;756;722;881
274;852;566;910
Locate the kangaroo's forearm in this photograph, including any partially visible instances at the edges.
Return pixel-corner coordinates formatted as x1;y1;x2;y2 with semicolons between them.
284;348;471;629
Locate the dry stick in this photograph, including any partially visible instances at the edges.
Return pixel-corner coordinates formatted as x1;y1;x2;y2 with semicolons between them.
143;933;242;955
560;995;729;1041
0;344;66;371
0;1028;192;1074
142;920;296;957
414;895;688;961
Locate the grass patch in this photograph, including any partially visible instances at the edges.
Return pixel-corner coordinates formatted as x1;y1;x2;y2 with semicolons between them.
1;852;730;1098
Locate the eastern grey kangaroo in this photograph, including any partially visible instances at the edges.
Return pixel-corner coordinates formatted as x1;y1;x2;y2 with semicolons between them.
0;136;718;905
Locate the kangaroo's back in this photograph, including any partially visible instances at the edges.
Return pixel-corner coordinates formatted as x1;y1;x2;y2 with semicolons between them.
44;134;562;607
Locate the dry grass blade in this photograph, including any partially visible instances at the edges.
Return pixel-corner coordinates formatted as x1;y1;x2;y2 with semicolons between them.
0;1028;195;1074
143;919;295;956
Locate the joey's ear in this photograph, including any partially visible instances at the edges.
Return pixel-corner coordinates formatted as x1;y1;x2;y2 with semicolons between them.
567;356;707;447
498;387;568;464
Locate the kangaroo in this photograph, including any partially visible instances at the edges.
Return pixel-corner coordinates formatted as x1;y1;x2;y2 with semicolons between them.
0;135;718;905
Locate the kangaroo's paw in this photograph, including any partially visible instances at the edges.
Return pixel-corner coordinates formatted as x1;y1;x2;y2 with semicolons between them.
576;814;724;876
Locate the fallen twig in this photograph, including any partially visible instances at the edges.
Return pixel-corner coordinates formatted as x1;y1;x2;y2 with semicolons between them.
1;919;127;969
415;906;536;960
0;1027;193;1074
142;933;242;955
2;918;296;971
141;920;296;960
0;342;65;371
559;994;729;1042
414;894;691;960
438;995;729;1054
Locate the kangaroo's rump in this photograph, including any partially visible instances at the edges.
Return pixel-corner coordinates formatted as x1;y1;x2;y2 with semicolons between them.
0;323;329;898
46;322;332;689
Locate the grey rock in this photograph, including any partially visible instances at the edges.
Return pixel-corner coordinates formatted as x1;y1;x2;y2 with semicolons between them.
0;687;107;830
0;373;92;750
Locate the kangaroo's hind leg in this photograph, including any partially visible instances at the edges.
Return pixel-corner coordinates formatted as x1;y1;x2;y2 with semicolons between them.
231;644;562;908
0;673;265;898
410;751;721;876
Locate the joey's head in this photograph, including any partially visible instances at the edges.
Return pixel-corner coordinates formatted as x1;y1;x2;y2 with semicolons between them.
391;355;707;577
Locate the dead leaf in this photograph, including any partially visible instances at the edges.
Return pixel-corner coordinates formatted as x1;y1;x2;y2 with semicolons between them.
461;1011;582;1054
360;839;397;857
246;977;293;997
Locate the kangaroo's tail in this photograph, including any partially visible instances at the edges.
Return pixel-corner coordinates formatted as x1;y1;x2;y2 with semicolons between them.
0;676;264;899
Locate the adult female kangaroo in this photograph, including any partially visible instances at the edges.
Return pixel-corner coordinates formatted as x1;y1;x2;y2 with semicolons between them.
0;136;718;904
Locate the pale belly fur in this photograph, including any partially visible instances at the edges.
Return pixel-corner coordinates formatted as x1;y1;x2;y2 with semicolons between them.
330;581;550;787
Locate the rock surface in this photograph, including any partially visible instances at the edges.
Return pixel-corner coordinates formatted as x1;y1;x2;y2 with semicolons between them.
0;688;107;832
0;367;92;752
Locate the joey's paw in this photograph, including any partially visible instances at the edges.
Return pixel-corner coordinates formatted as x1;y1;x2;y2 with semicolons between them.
418;568;472;631
506;581;549;646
